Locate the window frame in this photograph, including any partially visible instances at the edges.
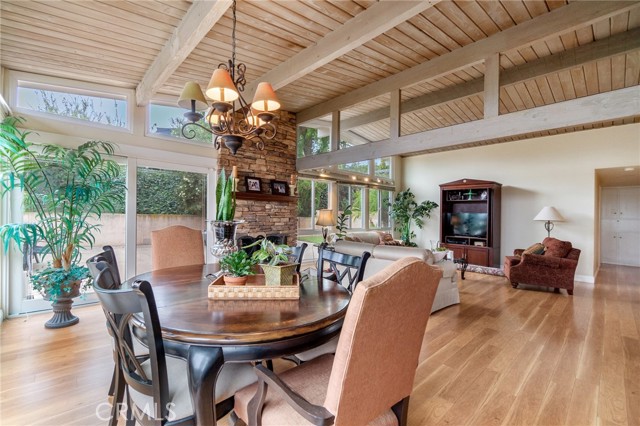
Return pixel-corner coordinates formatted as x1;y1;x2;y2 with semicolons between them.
8;71;134;133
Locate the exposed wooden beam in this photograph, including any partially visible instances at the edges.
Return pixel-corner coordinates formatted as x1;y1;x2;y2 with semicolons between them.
331;111;340;152
242;0;440;99
390;89;401;139
135;0;232;106
484;54;500;118
324;26;640;131
297;86;640;170
297;1;639;123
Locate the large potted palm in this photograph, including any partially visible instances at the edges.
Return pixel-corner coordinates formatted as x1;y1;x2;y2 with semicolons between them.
389;189;438;247
0;116;125;328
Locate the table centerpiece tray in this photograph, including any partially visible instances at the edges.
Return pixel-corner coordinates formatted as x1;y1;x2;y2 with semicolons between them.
208;274;300;300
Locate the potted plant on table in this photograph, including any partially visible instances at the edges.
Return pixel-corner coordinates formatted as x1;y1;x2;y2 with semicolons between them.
0;116;126;328
219;250;256;286
211;168;242;258
389;189;438;247
246;238;297;286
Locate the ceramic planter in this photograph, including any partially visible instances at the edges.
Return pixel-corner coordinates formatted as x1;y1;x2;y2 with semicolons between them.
43;280;81;329
223;275;249;286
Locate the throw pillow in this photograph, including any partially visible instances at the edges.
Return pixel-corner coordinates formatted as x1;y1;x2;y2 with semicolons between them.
384;240;404;246
376;231;396;245
344;235;363;243
523;242;545;256
544;238;572;258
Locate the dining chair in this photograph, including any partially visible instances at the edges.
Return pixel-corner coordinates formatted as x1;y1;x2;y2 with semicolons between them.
290;247;370;364
317;247;371;292
289;242;308;273
232;258;442;426
87;245;121;286
93;261;257;426
151;225;205;271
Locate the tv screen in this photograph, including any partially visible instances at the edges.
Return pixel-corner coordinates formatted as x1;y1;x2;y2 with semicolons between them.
448;212;488;238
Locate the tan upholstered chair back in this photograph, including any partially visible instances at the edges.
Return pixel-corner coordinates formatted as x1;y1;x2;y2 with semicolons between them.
324;257;442;425
151;225;205;271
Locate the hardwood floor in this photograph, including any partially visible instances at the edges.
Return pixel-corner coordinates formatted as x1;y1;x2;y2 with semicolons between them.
1;264;638;426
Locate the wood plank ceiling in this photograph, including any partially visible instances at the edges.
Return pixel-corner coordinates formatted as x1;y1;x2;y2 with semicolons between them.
1;0;639;161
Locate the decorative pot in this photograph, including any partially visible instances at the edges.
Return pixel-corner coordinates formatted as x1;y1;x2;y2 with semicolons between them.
260;263;299;286
223;275;248;286
210;220;243;258
43;280;81;329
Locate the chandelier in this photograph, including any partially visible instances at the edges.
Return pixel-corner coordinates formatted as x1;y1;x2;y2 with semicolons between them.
177;0;280;155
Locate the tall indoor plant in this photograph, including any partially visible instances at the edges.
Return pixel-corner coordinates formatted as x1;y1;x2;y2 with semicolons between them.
0;116;126;328
389;189;438;247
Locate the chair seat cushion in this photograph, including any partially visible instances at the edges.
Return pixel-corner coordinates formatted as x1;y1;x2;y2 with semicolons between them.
128;357;256;421
234;354;398;426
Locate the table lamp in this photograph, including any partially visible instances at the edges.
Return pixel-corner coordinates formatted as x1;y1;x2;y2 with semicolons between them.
316;209;336;244
534;206;565;237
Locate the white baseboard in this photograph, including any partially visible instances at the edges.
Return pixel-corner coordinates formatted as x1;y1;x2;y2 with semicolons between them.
575;274;595;284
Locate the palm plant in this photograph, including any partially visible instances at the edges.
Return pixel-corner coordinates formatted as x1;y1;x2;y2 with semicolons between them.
389;189;438;247
0;116;126;301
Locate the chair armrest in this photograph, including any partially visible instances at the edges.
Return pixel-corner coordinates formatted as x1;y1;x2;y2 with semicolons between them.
248;364;335;426
520;253;577;269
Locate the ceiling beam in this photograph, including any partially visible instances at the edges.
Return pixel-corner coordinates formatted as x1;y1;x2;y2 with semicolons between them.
242;0;440;99
297;86;640;170
297;1;640;123
309;26;640;131
135;0;232;106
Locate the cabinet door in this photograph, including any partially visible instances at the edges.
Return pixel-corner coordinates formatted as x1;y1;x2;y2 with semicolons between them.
447;246;465;260
618;187;640;220
466;247;489;266
617;231;640;267
600;223;618;264
601;188;619;220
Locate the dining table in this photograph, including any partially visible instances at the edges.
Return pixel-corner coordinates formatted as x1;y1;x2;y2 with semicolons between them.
125;263;351;426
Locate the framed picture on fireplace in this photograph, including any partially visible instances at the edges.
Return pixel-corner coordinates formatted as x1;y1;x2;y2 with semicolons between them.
270;180;288;195
245;177;262;193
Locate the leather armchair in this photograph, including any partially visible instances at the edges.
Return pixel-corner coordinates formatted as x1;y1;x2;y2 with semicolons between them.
504;237;581;295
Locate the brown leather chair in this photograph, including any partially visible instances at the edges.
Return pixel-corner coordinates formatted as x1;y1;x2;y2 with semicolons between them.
151;225;204;271
504;237;581;295
232;257;442;426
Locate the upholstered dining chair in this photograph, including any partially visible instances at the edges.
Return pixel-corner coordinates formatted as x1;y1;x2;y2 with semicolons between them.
93;261;257;426
232;258;442;426
151;225;205;271
291;248;371;364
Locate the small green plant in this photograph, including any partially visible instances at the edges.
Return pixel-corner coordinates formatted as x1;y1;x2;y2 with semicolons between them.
335;204;352;239
215;168;236;221
219;250;256;277
389;189;438;247
246;238;292;266
435;246;448;252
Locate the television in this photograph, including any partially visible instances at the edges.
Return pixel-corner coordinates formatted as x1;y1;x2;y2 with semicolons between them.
447;212;488;238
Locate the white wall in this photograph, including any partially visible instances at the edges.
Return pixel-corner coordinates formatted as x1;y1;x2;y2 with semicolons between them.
403;123;640;282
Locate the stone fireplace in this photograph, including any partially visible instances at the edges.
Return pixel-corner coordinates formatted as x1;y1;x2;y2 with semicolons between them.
217;110;298;245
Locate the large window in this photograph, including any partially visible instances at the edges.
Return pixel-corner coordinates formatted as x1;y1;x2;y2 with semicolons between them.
369;189;392;229
136;166;208;274
338;184;364;229
297;126;331;158
148;103;212;144
16;85;128;128
375;158;392;179
297;178;329;232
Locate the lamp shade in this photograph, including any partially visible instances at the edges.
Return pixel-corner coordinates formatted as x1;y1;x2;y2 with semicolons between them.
205;69;239;103
177;82;208;110
251;82;281;112
534;206;565;222
316;209;336;227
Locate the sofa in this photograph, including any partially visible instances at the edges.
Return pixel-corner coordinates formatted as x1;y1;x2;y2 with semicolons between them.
504;237;581;295
333;240;459;313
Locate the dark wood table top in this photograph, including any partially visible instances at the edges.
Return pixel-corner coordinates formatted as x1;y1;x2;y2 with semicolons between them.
126;264;351;346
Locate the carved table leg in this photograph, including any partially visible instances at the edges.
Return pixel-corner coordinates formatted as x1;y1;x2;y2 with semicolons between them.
188;346;224;426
